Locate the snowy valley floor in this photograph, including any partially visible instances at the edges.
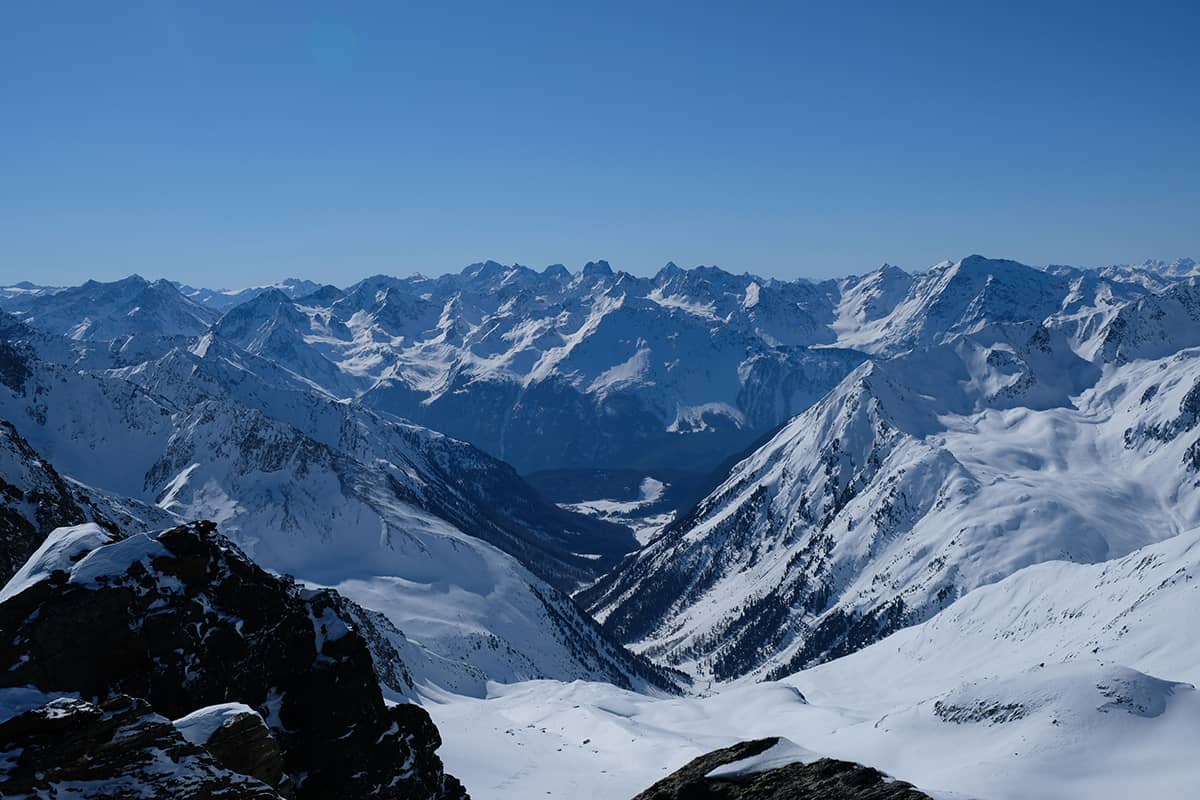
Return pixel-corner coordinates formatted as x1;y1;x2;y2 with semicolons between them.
426;667;1200;800
424;533;1200;799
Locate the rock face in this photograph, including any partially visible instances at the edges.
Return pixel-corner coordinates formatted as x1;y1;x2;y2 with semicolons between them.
0;694;285;799
0;418;94;581
0;520;467;800
174;704;290;794
631;738;931;800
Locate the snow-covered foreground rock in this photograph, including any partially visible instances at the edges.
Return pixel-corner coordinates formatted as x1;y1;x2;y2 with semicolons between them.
0;521;468;799
429;529;1200;799
427;664;1200;800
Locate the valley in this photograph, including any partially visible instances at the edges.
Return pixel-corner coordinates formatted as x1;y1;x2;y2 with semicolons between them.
3;254;1200;798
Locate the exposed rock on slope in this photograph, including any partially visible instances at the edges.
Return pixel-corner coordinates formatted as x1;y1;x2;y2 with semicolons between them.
0;418;178;583
1;274;218;341
173;703;289;792
630;737;931;800
0;520;467;799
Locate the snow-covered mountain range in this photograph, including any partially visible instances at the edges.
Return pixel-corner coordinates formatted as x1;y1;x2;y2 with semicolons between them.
4;252;1200;798
0;309;673;695
2;257;1189;478
583;318;1200;681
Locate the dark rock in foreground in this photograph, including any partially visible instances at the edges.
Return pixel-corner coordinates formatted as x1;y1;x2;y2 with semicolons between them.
174;703;291;795
0;520;467;799
631;737;932;800
0;694;284;799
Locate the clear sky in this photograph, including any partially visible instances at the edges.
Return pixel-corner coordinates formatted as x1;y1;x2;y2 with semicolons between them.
2;1;1198;288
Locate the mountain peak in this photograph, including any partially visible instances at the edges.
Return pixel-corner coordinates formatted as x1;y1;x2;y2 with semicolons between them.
461;260;508;281
581;260;614;278
656;262;683;280
82;274;147;290
297;284;344;305
542;263;571;281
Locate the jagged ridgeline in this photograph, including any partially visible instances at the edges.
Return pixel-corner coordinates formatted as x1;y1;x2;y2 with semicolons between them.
584;261;1200;683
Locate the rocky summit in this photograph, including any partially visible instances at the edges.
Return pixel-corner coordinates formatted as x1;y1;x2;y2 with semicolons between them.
0;520;466;800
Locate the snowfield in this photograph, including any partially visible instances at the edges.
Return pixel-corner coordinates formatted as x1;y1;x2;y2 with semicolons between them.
429;527;1200;799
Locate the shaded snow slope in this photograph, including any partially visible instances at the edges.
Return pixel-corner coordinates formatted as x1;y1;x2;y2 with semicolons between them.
0;328;667;692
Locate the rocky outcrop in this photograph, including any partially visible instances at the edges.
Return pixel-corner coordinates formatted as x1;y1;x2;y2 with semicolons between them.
0;694;285;799
0;419;95;581
174;703;290;794
0;520;467;799
631;737;931;800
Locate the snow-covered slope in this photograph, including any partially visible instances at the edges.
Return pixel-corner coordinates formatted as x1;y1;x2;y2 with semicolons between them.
430;527;1200;799
1;275;218;341
584;320;1200;682
813;526;1200;693
0;328;669;692
7;257;1196;479
0;420;178;581
174;277;325;311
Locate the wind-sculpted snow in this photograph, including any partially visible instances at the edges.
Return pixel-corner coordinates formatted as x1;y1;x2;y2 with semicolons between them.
585;322;1200;681
821;527;1200;690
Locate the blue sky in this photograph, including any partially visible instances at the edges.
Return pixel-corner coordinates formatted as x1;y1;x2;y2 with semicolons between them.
2;1;1197;287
